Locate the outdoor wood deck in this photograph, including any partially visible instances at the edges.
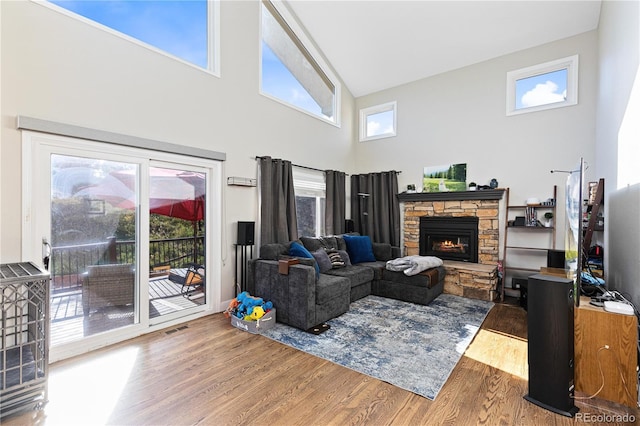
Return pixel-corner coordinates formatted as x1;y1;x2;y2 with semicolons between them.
50;277;204;347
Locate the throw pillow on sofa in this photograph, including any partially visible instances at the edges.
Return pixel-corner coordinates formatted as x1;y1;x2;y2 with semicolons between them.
326;249;345;268
290;241;320;276
311;249;333;273
342;234;376;264
337;250;351;266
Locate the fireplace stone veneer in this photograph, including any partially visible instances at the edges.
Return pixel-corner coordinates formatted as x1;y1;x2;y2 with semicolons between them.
403;198;500;264
399;190;504;301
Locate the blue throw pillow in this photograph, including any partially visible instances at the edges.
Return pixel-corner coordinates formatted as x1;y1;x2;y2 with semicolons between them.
290;241;320;276
342;235;376;264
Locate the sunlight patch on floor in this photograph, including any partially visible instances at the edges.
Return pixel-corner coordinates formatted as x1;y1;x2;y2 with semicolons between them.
464;328;528;379
456;324;480;354
45;347;139;425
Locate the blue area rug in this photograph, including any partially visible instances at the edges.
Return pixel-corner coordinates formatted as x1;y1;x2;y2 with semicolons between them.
261;294;493;400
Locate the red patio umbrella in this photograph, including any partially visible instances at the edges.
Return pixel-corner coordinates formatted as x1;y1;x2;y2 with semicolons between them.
111;167;205;222
112;167;206;264
72;166;206;264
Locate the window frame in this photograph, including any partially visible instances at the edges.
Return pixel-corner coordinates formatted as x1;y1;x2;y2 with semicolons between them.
259;0;341;127
506;55;578;116
359;101;398;142
38;0;221;76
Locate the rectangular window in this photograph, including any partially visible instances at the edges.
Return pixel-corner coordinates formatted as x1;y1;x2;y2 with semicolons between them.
260;1;340;125
360;101;397;141
44;0;219;74
292;167;325;237
506;55;578;116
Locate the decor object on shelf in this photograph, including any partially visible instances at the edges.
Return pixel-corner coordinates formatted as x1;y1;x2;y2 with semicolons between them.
423;163;467;192
544;212;554;228
468;182;477;191
489;178;498;189
526;197;540;205
525;206;538;227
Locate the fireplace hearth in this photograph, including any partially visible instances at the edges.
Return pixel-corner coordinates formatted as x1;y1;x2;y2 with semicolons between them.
420;216;479;263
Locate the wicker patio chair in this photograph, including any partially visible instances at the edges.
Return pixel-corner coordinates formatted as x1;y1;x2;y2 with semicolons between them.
82;263;135;315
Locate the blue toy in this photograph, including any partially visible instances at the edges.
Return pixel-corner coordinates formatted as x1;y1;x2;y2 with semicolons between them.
232;292;273;320
235;291;264;318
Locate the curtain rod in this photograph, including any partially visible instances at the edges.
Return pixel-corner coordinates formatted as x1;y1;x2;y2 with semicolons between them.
254;156;401;175
255;156;345;174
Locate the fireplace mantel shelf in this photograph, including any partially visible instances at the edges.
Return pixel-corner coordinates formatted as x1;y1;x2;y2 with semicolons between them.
397;189;505;202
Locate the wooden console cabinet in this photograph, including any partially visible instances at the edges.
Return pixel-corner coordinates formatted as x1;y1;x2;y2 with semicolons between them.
574;296;638;407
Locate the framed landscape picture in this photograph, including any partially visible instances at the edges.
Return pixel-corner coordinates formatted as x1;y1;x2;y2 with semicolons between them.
423;163;467;192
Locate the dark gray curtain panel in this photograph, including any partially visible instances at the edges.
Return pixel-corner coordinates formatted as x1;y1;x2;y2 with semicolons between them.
350;171;400;247
258;156;298;245
324;170;346;235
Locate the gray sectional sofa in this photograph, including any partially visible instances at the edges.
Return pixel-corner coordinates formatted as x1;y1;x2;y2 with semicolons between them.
248;234;445;331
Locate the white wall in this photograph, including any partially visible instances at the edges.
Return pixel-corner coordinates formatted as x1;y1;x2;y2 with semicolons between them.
355;31;600;250
0;0;355;304
2;0;637;308
596;0;640;307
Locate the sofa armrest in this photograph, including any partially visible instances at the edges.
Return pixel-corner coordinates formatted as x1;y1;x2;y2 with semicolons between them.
253;260;317;330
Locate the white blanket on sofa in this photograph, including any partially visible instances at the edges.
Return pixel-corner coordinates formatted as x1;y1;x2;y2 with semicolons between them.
385;255;443;276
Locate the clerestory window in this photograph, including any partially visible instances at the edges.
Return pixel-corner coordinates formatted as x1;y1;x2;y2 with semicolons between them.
359;102;397;142
260;1;340;125
506;55;578;116
44;0;219;74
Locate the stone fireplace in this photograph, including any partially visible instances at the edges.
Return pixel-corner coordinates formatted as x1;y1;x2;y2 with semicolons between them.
398;189;504;301
400;192;502;264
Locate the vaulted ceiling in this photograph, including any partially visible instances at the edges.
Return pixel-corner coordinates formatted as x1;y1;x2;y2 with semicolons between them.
286;1;602;97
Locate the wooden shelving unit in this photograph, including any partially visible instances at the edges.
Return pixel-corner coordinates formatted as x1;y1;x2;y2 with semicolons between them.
583;179;604;255
582;178;605;278
501;186;557;302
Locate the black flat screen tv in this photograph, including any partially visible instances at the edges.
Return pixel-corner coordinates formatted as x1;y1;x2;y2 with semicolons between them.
565;157;584;307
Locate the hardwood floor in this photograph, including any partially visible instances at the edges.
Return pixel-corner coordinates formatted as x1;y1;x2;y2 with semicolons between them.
4;303;638;425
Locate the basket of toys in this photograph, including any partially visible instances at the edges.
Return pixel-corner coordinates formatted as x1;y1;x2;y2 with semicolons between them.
224;291;275;334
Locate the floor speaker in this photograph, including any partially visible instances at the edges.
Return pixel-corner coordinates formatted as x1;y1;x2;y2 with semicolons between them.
237;221;255;245
524;273;578;417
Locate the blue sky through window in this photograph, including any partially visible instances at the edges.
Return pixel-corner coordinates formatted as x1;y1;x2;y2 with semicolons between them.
515;69;568;109
366;110;394;137
49;0;208;68
261;42;323;117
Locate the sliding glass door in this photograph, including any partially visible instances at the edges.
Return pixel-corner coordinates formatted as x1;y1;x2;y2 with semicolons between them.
147;165;207;323
49;154;140;346
23;131;217;361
